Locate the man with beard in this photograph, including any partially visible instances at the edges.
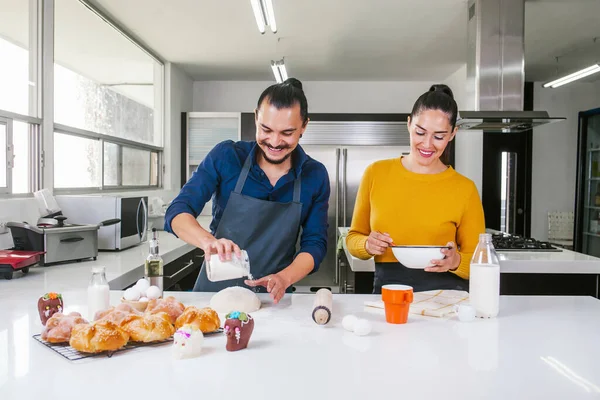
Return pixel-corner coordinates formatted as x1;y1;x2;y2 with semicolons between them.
165;78;330;303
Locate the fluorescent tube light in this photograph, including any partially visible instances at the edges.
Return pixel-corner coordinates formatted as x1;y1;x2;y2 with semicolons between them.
250;0;276;34
271;61;282;83
271;59;287;83
263;0;277;33
250;0;265;34
543;64;600;88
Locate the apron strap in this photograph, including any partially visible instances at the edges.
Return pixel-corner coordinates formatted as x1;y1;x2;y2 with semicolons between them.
293;175;302;203
233;153;254;194
234;148;302;203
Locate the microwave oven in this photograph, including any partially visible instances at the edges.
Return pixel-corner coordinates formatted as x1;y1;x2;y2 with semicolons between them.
56;195;148;251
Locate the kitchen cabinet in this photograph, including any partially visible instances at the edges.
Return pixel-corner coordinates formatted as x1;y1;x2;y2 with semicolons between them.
181;112;241;188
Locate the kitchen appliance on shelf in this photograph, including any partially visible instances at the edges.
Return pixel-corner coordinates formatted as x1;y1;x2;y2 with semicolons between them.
574;108;600;258
0;250;46;280
56;195;148;251
7;216;120;266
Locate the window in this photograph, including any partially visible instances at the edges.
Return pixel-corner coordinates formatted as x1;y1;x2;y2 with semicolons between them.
53;0;163;190
0;0;42;196
102;142;159;188
54;132;101;189
0;0;38;118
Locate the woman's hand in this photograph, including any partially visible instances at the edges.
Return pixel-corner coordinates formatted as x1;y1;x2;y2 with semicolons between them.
425;242;461;273
365;231;394;256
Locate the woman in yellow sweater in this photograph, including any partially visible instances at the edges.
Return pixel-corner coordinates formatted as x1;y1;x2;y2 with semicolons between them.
346;84;485;293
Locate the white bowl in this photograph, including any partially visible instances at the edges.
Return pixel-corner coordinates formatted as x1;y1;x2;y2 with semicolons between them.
391;246;450;269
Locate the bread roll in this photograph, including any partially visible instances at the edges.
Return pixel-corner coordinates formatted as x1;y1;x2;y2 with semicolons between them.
41;312;88;343
175;306;220;333
120;312;175;342
145;296;185;324
69;320;129;353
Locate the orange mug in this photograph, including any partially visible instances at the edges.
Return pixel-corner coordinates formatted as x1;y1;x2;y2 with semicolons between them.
381;284;414;324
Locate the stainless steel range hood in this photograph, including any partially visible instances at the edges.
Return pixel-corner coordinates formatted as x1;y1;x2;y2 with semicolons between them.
455;0;565;133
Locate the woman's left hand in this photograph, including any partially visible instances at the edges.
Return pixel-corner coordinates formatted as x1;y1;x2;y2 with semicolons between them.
424;242;461;273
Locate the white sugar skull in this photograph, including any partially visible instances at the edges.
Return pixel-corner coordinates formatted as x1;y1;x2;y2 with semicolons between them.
172;324;204;359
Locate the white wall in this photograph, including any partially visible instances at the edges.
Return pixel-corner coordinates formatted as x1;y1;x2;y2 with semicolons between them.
531;80;600;241
165;62;193;191
193;80;438;113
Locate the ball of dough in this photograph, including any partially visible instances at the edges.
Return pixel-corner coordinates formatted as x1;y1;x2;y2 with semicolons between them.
342;314;358;332
124;287;141;301
210;286;261;314
146;286;162;300
135;278;150;296
353;319;372;336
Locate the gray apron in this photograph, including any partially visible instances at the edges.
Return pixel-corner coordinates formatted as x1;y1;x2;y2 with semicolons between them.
193;152;303;292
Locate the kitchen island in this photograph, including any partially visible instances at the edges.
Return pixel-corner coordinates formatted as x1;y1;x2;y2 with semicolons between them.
1;290;599;399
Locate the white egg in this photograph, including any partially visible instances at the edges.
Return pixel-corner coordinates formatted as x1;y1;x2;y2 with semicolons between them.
139;297;149;302
146;286;162;300
123;287;141;301
135;278;150;294
353;319;372;336
342;314;358;332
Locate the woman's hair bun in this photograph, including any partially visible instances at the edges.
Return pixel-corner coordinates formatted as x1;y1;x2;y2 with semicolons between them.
429;84;454;100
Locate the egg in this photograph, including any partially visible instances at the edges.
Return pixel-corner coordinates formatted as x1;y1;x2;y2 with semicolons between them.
146;286;162;300
123;287;141;301
353;319;372;336
342;314;358;332
135;278;150;295
139;297;149;302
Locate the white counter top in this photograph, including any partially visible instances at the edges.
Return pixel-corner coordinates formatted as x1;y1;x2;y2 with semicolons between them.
0;217;212;299
2;290;600;399
338;227;600;274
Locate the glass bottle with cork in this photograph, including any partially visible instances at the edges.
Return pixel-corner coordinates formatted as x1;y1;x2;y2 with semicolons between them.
145;228;164;291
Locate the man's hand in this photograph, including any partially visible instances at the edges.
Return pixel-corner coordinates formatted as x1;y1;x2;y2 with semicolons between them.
200;237;242;261
245;273;289;304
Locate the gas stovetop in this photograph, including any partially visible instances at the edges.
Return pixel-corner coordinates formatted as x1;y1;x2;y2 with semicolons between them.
491;234;563;252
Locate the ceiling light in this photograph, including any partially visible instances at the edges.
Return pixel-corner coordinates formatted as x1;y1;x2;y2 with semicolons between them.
250;0;277;34
543;64;600;88
271;59;287;83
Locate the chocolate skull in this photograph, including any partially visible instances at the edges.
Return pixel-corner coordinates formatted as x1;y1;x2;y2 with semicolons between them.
224;311;254;352
38;292;64;326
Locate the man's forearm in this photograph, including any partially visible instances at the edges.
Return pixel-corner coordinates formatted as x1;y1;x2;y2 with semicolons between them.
171;213;214;249
277;253;315;287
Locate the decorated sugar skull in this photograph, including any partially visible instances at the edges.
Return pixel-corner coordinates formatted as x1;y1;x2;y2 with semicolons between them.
224;311;254;352
172;324;204;359
37;292;63;326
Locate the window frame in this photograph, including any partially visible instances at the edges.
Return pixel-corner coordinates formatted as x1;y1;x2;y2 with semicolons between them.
53;124;162;193
0;111;42;197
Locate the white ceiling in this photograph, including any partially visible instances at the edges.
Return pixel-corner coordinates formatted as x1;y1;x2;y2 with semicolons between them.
1;0;599;91
91;0;600;83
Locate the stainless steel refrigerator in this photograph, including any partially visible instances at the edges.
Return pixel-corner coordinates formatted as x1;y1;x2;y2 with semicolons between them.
574;107;600;258
291;120;411;293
